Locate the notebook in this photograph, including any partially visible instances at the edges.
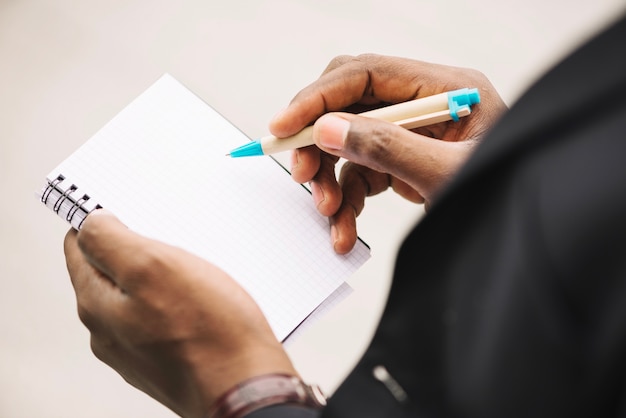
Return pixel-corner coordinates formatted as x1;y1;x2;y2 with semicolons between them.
37;73;370;342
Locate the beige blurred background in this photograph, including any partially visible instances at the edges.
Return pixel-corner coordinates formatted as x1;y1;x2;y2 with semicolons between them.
1;1;624;416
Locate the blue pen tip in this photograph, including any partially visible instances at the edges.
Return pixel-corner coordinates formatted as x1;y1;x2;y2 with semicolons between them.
228;140;264;158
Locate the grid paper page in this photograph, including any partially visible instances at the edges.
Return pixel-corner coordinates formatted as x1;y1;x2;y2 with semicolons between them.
42;74;371;341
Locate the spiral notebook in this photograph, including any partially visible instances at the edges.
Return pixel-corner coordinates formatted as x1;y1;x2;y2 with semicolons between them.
37;73;370;341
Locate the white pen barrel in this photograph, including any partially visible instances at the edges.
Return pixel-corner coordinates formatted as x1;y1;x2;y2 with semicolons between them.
395;107;470;130
359;92;449;122
260;125;315;155
259;92;451;155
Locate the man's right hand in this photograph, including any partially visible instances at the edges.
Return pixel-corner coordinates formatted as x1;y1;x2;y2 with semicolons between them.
269;54;507;253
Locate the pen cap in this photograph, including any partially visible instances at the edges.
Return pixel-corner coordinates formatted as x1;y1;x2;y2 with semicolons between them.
447;88;480;121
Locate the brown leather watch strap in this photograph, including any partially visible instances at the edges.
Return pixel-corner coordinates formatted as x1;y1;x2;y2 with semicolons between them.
206;373;326;418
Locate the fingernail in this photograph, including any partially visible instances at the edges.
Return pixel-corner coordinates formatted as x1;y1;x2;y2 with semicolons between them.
316;114;349;150
310;181;325;208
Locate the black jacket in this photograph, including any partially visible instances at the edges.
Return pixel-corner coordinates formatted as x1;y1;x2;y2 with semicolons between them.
252;13;626;418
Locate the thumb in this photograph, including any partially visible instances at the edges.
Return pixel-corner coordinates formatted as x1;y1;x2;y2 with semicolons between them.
77;209;148;287
312;113;472;202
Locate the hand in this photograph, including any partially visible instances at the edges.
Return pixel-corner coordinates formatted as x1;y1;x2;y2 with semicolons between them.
64;210;297;418
269;54;507;254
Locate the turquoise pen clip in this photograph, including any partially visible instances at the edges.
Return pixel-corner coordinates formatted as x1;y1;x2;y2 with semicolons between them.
228;87;480;158
447;88;480;121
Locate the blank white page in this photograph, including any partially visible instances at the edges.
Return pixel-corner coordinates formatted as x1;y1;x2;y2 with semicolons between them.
39;74;370;341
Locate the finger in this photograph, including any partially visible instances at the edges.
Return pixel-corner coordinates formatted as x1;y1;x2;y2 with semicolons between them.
290;146;320;184
310;152;343;217
269;56;369;138
330;162;426;254
270;54;507;141
390;178;426;204
65;227;110;295
330;162;393;254
328;162;372;254
64;228;125;332
65;227;87;292
76;209;158;292
329;201;358;255
291;146;343;217
319;54;355;75
269;54;425;138
340;162;386;215
313;114;475;203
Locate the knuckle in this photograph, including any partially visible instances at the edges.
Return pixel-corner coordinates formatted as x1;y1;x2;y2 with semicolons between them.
76;302;98;331
90;335;114;363
448;66;490;90
354;53;382;64
340;162;369;194
325;54;355;73
331;54;355;65
464;67;489;83
89;338;104;361
325;54;383;77
347;119;394;162
461;68;491;91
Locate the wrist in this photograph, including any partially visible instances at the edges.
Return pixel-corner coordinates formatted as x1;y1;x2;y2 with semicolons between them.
206;373;326;418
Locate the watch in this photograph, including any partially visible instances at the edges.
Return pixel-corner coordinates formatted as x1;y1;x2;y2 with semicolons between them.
207;373;327;418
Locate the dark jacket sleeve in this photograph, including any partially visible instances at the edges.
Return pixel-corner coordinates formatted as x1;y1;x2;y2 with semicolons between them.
244;405;321;418
253;14;626;418
321;13;626;418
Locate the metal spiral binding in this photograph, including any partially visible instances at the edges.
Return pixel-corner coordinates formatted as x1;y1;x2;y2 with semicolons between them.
41;174;102;229
41;174;65;205
67;194;90;222
53;184;77;213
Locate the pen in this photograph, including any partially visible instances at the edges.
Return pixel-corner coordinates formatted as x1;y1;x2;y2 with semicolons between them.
227;87;480;158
